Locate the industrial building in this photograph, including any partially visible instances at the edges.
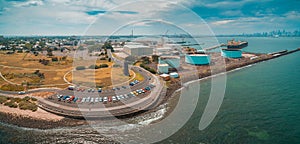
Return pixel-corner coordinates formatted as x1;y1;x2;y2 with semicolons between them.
157;64;169;74
185;54;210;65
221;49;242;58
160;73;170;81
158;56;180;68
123;43;153;56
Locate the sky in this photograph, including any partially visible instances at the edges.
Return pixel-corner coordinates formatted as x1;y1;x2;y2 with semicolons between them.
0;0;299;36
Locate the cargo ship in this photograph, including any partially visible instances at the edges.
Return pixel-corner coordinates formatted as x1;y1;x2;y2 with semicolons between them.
227;39;248;49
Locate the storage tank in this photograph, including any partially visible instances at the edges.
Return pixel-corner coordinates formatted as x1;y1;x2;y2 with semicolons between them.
170;72;179;78
185;54;210;65
221;49;242;58
159;56;180;68
157;64;169;74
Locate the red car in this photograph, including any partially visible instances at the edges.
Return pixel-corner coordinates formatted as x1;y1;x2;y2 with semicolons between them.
108;97;112;102
143;88;148;92
68;96;75;101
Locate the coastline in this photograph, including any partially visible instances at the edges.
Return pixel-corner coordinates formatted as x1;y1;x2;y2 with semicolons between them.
0;48;299;129
0;105;87;129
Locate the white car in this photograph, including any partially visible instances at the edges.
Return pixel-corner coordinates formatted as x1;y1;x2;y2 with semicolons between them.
112;96;117;102
103;97;108;103
18;91;26;95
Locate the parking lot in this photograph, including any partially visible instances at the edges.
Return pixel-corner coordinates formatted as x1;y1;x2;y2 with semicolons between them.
47;67;155;108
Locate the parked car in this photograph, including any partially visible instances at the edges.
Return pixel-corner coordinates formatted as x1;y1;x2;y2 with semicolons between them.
68;86;75;90
90;98;94;103
68;96;75;102
99;97;103;102
57;95;63;101
112;96;117;102
98;88;102;93
86;97;91;102
63;96;70;100
81;97;86;103
103;97;108;103
108;97;112;102
73;97;79;102
149;84;155;88
95;97;99;103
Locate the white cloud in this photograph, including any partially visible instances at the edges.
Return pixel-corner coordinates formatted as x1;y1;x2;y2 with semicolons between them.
11;0;44;7
211;20;235;25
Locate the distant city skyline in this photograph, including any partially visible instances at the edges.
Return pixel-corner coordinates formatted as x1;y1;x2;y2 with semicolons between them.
0;0;300;36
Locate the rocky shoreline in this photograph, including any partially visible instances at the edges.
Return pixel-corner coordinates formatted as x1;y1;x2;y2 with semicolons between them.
0;111;87;129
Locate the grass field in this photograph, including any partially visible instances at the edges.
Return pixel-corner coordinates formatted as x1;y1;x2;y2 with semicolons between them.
66;67;135;89
0;51;143;90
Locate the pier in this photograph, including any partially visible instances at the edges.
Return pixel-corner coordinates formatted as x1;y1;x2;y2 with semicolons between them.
204;43;226;51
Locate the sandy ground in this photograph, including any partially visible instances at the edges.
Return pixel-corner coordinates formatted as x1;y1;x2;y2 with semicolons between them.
0;104;64;121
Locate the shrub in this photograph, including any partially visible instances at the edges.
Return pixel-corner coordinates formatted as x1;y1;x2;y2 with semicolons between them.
31;97;37;101
0;96;8;104
100;57;106;60
4;101;18;108
23;96;31;101
76;66;86;70
88;64;97;69
0;84;24;91
52;57;59;62
18;101;38;112
140;64;156;74
99;64;109;68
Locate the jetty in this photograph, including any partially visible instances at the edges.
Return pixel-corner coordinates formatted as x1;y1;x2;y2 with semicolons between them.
204;43;226;51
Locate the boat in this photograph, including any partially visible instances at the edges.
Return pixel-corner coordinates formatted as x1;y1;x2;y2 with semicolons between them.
227;39;248;49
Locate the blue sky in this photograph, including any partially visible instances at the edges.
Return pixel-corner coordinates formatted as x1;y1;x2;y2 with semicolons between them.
0;0;299;36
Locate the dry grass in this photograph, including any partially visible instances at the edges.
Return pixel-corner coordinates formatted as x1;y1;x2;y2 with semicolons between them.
66;67;134;88
0;52;73;70
0;52;72;89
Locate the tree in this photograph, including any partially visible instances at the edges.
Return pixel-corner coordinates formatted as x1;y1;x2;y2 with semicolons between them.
51;57;58;62
102;41;114;52
141;56;150;64
99;64;109;68
39;41;46;48
152;55;159;63
76;66;86;70
47;49;53;56
24;43;32;50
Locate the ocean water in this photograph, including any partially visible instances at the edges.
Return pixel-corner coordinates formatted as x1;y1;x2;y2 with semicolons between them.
0;37;299;143
160;41;300;143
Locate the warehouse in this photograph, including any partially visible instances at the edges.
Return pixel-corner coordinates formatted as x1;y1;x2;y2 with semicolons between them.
123;43;153;56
